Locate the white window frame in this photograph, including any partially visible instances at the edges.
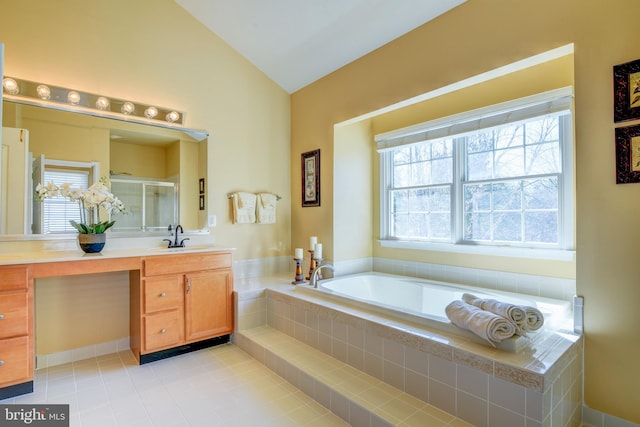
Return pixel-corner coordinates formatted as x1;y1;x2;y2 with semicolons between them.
376;88;575;260
35;159;99;234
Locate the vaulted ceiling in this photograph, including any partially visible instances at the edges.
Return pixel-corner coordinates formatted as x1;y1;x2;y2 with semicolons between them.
175;0;466;93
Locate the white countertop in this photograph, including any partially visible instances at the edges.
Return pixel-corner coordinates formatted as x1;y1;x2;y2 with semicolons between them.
0;245;235;265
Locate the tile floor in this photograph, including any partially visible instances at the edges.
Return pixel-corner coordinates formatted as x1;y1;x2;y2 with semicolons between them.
1;344;351;426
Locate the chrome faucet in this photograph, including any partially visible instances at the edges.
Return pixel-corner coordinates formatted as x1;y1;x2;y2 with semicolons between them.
310;263;334;288
163;224;190;248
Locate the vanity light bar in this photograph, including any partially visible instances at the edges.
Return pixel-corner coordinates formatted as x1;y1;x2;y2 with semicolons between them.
2;76;185;126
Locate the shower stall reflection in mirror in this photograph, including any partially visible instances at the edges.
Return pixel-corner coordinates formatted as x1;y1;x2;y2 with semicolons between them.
110;176;177;232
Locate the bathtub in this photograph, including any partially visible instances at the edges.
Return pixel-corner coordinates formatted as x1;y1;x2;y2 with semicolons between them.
295;272;572;350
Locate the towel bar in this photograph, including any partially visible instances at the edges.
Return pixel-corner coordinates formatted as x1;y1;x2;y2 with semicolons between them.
227;193;281;201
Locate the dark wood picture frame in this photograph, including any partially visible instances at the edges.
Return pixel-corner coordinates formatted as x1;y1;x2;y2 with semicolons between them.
199;178;205;194
301;149;320;207
613;58;640;122
199;194;205;210
615;124;640;183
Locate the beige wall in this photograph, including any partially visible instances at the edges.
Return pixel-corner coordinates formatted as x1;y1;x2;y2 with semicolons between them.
0;0;290;357
35;273;130;354
0;0;291;259
334;119;373;261
291;0;639;422
110;141;169;179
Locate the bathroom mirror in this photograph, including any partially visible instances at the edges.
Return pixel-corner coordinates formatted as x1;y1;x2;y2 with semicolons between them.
1;100;208;236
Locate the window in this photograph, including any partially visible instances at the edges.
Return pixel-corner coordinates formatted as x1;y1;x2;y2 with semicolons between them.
41;168;90;234
377;88;574;253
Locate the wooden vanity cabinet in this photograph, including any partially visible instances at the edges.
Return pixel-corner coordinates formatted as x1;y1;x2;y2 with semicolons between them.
0;266;33;395
131;251;234;363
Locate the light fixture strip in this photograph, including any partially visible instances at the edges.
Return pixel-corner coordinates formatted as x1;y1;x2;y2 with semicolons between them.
2;76;184;125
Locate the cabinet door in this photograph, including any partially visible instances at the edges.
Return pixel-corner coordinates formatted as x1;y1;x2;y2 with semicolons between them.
184;270;233;342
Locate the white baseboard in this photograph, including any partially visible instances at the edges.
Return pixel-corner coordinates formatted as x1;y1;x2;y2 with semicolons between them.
36;337;130;370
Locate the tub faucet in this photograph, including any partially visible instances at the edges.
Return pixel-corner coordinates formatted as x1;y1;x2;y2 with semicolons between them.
310;263;334;288
163;224;190;248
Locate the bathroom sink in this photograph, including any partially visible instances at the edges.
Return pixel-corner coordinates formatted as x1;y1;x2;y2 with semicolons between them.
147;245;216;253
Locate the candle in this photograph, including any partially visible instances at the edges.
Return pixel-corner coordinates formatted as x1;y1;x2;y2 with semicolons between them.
294;248;303;259
309;236;317;251
315;243;322;259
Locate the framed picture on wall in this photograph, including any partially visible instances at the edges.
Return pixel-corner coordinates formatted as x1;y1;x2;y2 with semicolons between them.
199;178;205;194
301;149;320;207
613;58;640;122
615;124;640;183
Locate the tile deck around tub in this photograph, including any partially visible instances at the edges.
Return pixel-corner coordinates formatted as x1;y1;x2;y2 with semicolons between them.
236;326;473;427
234;276;584;427
242;277;582;393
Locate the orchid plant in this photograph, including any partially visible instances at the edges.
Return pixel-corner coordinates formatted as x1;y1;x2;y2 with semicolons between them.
35;177;126;234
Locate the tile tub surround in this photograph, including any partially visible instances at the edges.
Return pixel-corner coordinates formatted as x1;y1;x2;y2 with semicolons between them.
234;277;583;427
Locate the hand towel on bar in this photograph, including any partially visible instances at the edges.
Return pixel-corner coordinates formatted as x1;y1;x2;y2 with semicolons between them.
462;293;544;333
232;192;257;224
256;193;277;224
445;300;516;344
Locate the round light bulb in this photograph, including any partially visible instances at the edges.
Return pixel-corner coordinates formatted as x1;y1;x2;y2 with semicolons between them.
36;84;51;100
67;91;81;105
2;78;19;95
144;106;158;119
121;101;135;115
165;111;180;123
95;97;110;110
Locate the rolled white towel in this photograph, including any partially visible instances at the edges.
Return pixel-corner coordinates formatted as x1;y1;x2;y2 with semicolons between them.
445;300;516;344
524;307;544;331
462;293;526;334
462;293;543;333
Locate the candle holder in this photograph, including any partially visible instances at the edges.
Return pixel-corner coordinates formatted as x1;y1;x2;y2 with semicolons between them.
306;250;316;280
292;258;307;285
314;258;324;281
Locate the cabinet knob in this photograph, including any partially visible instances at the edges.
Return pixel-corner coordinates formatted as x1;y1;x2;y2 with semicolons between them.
160;292;166;297
160;328;167;334
0;360;4;366
0;314;4;320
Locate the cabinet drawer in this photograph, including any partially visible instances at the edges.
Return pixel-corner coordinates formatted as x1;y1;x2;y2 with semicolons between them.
144;276;183;314
0;293;28;339
0;336;30;386
144;252;231;276
144;311;181;352
0;266;28;291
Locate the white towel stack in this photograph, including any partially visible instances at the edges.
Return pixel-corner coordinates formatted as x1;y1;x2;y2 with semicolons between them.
232;192;257;224
446;293;545;345
462;293;544;333
445;300;517;344
256;193;277;224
